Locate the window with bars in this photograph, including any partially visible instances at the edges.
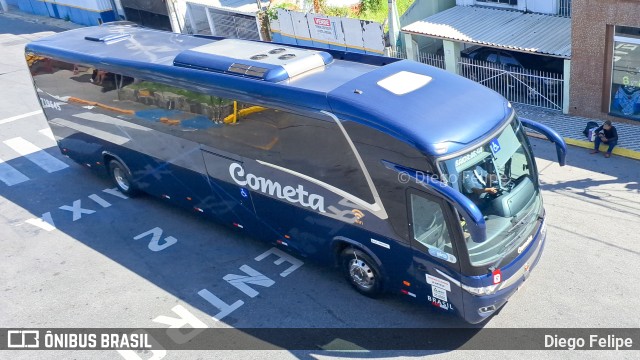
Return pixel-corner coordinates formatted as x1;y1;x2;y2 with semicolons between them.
476;0;518;5
558;0;571;17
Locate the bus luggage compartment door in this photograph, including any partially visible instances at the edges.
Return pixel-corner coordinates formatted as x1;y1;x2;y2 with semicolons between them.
201;148;256;229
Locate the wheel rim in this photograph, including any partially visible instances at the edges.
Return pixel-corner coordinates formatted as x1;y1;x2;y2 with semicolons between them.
348;259;375;290
113;166;130;192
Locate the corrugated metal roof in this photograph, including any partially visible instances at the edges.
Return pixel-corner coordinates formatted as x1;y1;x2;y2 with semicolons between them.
402;6;571;58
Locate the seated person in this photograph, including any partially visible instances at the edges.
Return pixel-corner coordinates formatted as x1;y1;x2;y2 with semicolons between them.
462;163;499;208
590;120;618;158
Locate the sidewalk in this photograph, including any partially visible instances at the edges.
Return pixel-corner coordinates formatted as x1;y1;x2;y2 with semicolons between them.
513;104;640;161
0;5;82;30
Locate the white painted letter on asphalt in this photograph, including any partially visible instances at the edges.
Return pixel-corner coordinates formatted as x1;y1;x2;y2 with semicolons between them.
197;289;244;322
134;227;178;252
88;194;112;208
25;212;56;231
152;305;207;344
59;200;95;221
222;265;275;298
255;247;304;277
102;187;129;199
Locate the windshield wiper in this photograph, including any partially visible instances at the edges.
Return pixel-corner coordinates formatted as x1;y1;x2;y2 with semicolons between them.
489;227;526;272
510;199;537;226
489;211;540;272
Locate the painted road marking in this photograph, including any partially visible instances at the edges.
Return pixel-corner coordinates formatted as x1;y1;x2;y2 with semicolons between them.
0;110;42;125
0;156;29;186
38;128;55;141
50;118;131;145
3;137;68;173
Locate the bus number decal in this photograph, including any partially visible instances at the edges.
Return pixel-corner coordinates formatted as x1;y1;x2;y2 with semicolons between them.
454;147;482;170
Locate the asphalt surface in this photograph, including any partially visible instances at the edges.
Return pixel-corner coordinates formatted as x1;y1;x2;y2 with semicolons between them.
0;14;639;359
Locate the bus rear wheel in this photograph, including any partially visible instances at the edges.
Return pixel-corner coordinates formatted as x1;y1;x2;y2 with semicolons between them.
108;159;138;197
340;248;382;298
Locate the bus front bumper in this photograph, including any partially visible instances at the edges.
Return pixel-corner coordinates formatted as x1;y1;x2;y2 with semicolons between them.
461;220;547;324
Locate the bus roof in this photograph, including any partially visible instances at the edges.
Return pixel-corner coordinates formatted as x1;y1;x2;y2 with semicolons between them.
26;25;511;156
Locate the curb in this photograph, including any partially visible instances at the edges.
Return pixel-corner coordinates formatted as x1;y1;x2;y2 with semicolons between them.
527;132;640;161
563;138;640;160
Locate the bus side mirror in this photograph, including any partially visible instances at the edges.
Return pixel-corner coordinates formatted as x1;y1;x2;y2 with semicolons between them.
382;161;487;243
520;117;567;166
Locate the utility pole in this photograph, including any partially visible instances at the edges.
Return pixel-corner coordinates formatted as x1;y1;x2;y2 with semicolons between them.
387;0;401;50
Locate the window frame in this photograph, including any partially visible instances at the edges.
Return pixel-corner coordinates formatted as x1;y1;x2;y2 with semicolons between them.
475;0;518;6
609;25;640;122
406;187;462;268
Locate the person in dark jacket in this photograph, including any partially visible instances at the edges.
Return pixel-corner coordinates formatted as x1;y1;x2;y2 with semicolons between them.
590;120;618;158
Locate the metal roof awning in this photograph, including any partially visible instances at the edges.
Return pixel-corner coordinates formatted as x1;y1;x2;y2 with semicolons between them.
402;6;571;58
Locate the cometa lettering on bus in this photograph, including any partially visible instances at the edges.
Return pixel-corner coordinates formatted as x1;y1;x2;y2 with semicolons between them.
229;162;325;213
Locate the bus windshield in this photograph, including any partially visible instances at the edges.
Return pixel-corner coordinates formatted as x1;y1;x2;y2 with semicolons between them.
439;118;542;268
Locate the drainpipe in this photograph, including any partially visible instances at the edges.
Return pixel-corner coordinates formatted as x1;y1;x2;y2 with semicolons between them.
563;59;571;114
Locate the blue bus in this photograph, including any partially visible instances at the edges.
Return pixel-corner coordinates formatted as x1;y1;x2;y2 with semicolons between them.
25;24;566;324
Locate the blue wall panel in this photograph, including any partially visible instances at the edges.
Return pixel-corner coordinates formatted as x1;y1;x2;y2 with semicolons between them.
19;0;50;17
13;1;116;27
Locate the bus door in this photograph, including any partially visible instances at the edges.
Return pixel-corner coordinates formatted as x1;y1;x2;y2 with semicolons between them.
407;188;464;316
201;146;257;231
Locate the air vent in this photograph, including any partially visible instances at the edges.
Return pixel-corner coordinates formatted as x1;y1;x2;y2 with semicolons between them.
173;39;333;82
84;33;130;44
228;63;268;78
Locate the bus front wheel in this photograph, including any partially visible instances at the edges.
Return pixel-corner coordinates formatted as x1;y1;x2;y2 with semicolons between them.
108;159;138;197
340;248;382;298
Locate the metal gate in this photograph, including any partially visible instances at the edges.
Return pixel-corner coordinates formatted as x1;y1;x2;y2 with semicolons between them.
387;47;446;69
186;4;261;40
458;57;564;110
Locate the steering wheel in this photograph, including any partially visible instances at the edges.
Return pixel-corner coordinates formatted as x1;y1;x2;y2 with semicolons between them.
492;187;504;197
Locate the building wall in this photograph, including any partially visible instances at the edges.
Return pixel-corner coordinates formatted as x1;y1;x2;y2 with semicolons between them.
402;0;456;53
13;0;115;26
570;0;640;124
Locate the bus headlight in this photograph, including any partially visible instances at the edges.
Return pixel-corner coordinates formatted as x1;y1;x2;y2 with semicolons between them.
462;283;499;296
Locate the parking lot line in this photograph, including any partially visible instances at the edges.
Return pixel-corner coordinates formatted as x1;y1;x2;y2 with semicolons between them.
0;110;43;125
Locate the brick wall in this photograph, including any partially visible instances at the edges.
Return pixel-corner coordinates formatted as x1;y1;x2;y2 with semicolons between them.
570;0;640;124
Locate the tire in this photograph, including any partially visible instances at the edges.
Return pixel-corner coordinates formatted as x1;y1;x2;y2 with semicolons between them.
108;159;139;197
340;247;383;298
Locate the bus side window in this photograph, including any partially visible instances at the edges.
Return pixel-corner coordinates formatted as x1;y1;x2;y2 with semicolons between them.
409;193;454;255
265;111;374;204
